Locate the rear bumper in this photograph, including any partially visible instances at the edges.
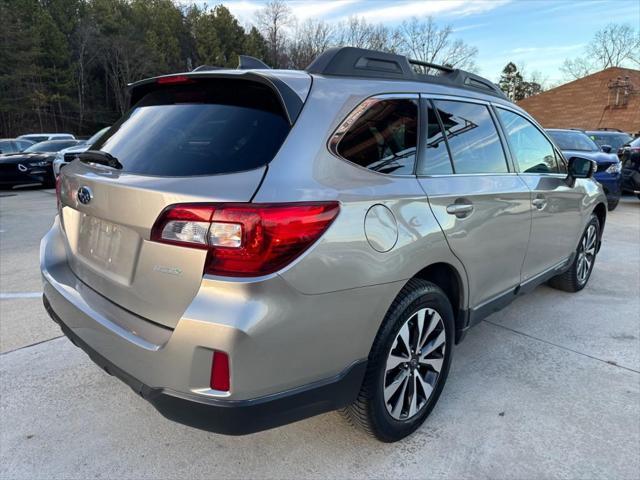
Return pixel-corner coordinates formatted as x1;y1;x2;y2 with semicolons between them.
43;295;365;435
40;217;397;433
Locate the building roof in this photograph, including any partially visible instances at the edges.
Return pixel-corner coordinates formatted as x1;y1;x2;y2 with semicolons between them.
517;67;640;134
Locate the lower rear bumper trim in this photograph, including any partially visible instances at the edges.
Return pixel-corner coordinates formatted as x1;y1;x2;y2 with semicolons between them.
43;295;367;435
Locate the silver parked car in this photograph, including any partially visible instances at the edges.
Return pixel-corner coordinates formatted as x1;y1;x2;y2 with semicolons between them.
41;48;607;442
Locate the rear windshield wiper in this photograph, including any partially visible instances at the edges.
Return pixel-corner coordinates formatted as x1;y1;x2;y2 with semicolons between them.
77;150;123;170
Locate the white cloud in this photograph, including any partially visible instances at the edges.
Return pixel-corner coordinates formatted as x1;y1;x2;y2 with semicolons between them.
345;0;511;23
289;0;358;21
452;22;490;33
508;43;586;55
222;1;263;24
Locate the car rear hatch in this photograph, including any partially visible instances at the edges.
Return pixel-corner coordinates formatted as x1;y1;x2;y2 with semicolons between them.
57;74;304;329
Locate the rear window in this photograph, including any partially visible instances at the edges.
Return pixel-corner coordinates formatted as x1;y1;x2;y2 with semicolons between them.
589;133;632;150
93;79;290;176
547;131;598;152
24;140;78;152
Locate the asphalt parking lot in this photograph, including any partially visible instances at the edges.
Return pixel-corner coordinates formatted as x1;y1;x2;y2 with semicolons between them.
1;188;639;479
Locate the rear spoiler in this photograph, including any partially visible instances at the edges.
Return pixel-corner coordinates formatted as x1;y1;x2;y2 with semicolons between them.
127;71;305;125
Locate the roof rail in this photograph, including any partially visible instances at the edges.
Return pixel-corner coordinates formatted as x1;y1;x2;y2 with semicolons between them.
407;58;455;74
306;47;507;100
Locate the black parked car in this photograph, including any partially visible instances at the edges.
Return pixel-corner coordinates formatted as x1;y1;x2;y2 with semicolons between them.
586;130;633;153
0;138;35;154
619;136;640;199
0;139;81;188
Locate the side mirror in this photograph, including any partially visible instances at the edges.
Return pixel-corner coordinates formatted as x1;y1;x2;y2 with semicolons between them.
600;144;612;153
567;157;597;186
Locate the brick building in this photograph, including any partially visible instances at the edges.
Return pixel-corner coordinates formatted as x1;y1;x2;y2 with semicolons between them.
517;67;640;134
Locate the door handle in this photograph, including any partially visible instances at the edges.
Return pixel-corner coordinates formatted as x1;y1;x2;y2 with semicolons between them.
532;197;547;209
446;203;474;218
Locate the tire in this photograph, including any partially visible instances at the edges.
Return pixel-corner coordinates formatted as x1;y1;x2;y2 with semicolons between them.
607;198;619;211
341;278;454;442
548;213;600;293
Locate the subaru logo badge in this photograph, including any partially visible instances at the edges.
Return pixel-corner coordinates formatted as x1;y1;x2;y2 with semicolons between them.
17;163;27;172
77;186;93;205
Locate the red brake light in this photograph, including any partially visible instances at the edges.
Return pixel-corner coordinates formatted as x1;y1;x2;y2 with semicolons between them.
156;75;194;85
151;202;340;277
210;351;230;391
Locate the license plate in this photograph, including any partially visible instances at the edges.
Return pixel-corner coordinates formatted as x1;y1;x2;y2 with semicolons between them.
76;214;140;283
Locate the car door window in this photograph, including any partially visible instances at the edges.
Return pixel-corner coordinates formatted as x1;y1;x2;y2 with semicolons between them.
497;108;559;174
432;100;508;174
417;101;453;175
335;98;418;175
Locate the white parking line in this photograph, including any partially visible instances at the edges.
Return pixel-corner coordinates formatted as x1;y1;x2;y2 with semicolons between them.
0;292;43;299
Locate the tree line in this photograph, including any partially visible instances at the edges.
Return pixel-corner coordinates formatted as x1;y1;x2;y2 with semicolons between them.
1;0;269;136
1;0;482;137
1;0;636;137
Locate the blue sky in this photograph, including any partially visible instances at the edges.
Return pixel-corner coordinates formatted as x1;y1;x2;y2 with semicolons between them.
192;0;640;84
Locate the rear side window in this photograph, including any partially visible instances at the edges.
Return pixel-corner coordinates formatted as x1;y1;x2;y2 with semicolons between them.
417;102;453;175
335;98;418;175
433;100;508;174
93;79;290;176
497;108;559;174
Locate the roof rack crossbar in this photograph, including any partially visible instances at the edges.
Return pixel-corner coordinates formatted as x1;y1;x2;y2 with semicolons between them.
407;58;455;73
306;47;507;100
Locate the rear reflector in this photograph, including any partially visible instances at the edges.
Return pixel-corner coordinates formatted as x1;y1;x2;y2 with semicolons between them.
151;202;340;277
210;351;230;391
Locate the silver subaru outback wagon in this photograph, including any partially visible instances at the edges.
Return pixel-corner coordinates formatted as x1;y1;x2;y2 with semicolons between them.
41;48;607;442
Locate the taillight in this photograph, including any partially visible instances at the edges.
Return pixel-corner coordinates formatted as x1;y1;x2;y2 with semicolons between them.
210;351;230;391
151;202;340;277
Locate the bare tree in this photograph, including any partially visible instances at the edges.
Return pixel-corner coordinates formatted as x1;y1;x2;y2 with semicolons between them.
395;17;477;73
561;23;639;80
336;16;396;52
519;63;549;91
590;23;639;69
288;19;336;69
73;20;99;130
254;0;292;68
560;57;593;81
